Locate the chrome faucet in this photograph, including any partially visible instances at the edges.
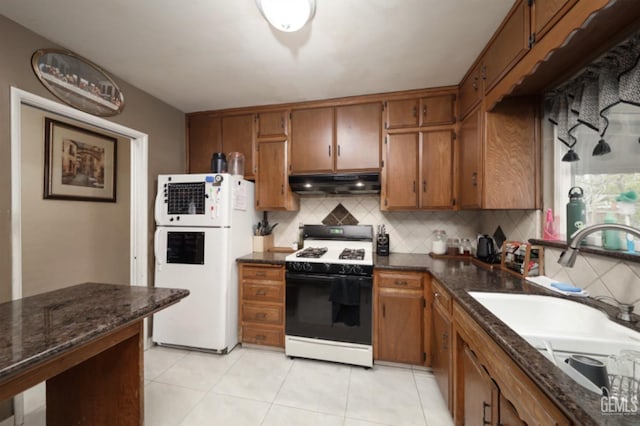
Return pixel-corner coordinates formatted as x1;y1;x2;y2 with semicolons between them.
557;223;640;267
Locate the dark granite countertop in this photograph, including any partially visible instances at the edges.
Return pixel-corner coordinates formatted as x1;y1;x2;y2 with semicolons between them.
0;282;188;386
240;251;639;424
236;251;289;264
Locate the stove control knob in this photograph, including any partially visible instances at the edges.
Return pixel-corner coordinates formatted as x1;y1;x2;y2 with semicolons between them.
303;262;312;272
291;262;301;272
352;265;362;275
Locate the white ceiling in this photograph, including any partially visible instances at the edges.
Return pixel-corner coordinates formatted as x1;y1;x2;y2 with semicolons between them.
1;0;516;113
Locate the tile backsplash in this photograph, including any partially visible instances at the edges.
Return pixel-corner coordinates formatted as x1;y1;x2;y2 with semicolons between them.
268;195;540;254
543;247;640;313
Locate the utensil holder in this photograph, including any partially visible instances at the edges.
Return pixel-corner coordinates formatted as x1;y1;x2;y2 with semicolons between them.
253;234;274;252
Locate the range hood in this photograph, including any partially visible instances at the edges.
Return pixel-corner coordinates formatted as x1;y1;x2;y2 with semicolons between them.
289;173;380;195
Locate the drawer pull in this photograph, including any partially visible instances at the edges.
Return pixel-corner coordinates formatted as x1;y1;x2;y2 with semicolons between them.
255;312;267;320
434;291;440;298
395;280;408;286
255;289;267;296
255;271;266;277
255;334;266;341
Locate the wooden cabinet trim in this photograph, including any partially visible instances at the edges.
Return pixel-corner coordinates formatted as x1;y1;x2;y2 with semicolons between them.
377;270;423;290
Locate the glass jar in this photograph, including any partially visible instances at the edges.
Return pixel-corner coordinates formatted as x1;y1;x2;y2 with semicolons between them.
447;238;460;256
432;230;447;255
461;238;473;255
227;152;245;176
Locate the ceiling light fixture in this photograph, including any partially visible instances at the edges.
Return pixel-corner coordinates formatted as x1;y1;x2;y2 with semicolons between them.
256;0;316;32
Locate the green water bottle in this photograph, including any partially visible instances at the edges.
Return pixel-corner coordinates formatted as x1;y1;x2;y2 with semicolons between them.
566;186;586;242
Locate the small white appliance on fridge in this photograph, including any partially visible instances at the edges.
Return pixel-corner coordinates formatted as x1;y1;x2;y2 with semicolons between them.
153;173;258;353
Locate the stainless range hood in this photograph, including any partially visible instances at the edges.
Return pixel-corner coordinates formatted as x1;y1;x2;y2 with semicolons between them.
288;173;381;195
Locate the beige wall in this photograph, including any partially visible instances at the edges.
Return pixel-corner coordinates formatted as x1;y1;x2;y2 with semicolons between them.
0;16;186;303
20;105;130;296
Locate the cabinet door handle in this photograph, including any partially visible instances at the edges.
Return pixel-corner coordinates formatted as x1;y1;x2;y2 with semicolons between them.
337;144;341;156
472;76;478;91
434;291;440;299
394;280;407;286
255;312;267;320
412;106;417;118
482;402;491;425
328;145;331;157
281;184;284;194
413;181;416;193
255;334;266;341
471;172;478;187
255;289;267;296
423;180;426;193
442;332;448;351
382;304;386;318
255;271;266;277
423;105;427;119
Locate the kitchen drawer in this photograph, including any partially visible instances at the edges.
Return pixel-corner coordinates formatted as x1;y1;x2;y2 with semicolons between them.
242;303;283;325
242;281;283;303
377;271;423;290
432;278;451;314
242;325;283;347
241;265;284;281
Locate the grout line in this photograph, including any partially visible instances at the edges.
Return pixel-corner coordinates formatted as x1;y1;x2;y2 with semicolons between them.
412;370;429;426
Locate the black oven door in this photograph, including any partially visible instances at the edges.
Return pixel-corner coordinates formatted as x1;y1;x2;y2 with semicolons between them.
285;272;372;345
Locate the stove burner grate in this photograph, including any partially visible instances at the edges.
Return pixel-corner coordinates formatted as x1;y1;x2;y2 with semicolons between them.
339;248;365;260
295;247;328;258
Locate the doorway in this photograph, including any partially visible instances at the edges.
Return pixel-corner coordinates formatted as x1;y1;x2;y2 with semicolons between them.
9;87;149;424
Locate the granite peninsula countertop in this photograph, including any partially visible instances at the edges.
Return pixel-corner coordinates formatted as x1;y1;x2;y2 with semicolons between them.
238;251;640;425
0;282;188;385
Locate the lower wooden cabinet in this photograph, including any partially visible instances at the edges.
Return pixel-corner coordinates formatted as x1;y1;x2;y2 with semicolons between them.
432;278;452;412
453;302;570;425
238;263;285;348
461;345;498;426
374;270;427;365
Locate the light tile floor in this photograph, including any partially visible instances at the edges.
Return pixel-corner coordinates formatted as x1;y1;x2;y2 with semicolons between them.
24;345;453;426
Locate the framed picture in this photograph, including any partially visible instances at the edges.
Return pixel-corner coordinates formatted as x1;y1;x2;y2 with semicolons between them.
31;48;125;117
44;118;117;202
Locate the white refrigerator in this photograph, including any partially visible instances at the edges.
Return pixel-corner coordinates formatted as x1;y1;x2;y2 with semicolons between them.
152;173;258;352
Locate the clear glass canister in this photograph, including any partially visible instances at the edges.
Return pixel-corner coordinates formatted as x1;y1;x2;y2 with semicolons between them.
227;152;245;176
461;238;473;255
432;230;448;255
447;238;460;256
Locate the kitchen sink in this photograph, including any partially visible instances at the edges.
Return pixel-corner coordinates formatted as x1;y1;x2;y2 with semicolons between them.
469;292;640;393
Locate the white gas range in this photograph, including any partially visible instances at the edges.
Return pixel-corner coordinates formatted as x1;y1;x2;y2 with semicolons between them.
284;225;374;367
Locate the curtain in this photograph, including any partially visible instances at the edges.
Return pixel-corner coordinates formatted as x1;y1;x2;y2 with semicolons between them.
546;33;640;161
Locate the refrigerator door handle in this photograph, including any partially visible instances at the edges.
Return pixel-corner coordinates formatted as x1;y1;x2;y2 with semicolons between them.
154;228;163;265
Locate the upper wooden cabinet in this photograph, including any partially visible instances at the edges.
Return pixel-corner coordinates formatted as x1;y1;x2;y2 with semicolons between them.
257;110;288;138
384;96;455;129
458;61;484;121
255;139;299;211
531;0;578;41
421;130;454;209
458;106;483;210
221;114;255;179
457;98;538;210
382;133;420;209
187;114;221;173
382;130;455;211
482;0;531;93
291;103;382;174
335;103;381;171
290;107;334;174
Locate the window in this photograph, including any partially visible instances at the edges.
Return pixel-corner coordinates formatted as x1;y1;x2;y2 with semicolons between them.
553;103;640;244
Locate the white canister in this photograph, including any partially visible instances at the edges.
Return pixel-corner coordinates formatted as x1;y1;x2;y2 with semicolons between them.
432;230;448;255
